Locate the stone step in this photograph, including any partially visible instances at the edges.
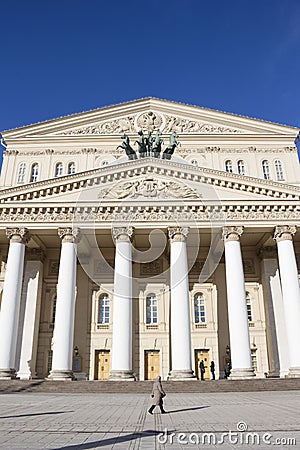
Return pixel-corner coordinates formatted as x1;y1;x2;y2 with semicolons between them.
1;378;300;394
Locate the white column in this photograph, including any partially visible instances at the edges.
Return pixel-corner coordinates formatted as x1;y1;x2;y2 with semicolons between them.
110;227;135;380
48;228;80;381
260;247;289;377
0;228;30;379
223;226;254;379
168;227;194;379
274;225;300;377
17;250;45;380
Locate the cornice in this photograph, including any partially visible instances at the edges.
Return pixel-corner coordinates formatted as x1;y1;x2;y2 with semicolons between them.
2;97;297;139
0;157;299;203
0;203;299;227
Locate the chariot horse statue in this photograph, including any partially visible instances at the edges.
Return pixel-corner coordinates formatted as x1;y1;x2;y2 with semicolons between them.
117;134;137;160
162;132;181;159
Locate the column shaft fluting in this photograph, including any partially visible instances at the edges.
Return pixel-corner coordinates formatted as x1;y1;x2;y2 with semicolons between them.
169;227;194;379
110;227;134;380
0;228;30;379
274;226;300;377
223;227;254;379
49;228;80;380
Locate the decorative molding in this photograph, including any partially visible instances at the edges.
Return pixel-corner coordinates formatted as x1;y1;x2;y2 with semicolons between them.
6;227;31;244
112;226;134;242
164;115;242;134
58;227;81;244
273;225;297;242
57;111;245;135
0;205;300;224
222;226;244;242
168;226;189;242
98;177;200;200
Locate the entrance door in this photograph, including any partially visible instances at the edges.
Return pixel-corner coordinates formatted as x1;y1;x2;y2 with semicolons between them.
94;350;110;380
195;349;210;380
144;350;160;380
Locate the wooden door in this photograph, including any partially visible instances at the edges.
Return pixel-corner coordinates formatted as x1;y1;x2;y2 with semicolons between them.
195;349;210;380
94;350;110;380
144;350;160;380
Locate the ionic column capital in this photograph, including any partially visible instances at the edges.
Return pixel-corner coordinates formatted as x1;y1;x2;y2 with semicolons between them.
168;226;189;243
222;226;244;243
58;227;81;244
273;225;296;242
112;226;134;243
6;227;31;244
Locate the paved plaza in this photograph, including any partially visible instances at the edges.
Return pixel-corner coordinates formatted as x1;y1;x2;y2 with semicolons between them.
0;390;299;449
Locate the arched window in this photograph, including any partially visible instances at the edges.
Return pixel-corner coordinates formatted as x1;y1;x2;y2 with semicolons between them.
191;159;198;167
194;292;205;323
68;162;76;175
98;293;110;324
17;162;26;183
146;293;157;324
246;292;252;322
30;163;39;182
225;160;233;173
262;160;270;180
274;160;284;181
237;160;245;175
55;162;63;177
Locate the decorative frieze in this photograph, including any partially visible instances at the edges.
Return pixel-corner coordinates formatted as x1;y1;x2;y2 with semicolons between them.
58;111;244;135
273;225;297;242
0;205;300;224
98;177;199;200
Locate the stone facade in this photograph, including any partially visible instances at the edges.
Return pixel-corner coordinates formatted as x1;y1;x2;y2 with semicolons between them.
0;98;299;381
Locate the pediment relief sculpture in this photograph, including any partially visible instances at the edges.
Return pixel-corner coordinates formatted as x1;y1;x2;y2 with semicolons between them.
98;177;200;200
59;110;243;135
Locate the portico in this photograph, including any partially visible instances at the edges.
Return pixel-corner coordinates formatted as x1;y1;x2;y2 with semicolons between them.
0;98;299;382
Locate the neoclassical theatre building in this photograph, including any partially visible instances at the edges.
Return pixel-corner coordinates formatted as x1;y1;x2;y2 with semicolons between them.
0;98;300;382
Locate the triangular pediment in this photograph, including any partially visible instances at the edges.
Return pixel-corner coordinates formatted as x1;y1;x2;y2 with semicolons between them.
0;157;299;204
3;98;297;139
1;158;299;227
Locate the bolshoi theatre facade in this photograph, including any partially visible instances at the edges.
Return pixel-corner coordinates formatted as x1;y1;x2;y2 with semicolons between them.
0;97;299;382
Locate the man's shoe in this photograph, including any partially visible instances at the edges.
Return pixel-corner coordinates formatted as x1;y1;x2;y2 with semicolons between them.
148;408;153;415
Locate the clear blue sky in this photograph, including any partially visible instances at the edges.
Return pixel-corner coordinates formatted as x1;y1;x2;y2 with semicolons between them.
1;0;300;133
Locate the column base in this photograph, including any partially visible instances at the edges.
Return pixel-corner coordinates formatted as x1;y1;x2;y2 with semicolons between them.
168;369;196;380
47;370;75;381
229;368;255;380
288;367;300;378
108;370;135;381
0;368;16;380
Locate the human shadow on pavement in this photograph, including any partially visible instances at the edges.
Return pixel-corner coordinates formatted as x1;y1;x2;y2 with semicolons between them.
166;405;209;414
0;411;74;419
50;429;173;450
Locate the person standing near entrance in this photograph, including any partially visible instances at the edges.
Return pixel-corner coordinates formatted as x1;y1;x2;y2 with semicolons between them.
210;360;215;380
148;376;166;414
199;360;205;380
